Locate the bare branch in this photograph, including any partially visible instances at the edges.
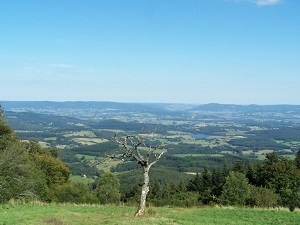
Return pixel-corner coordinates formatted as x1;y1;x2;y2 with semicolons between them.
111;130;166;167
112;134;143;162
111;128;166;217
126;135;144;160
149;149;166;168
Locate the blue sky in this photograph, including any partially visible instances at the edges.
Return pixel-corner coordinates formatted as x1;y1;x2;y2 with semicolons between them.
0;0;299;104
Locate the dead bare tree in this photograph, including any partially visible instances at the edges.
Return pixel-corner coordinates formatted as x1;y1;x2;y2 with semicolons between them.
111;130;166;217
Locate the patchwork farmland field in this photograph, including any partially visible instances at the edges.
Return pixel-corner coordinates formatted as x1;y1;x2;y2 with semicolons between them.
3;102;300;180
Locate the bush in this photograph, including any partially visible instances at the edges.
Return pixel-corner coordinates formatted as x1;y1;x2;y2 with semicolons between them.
96;172;121;204
248;186;279;208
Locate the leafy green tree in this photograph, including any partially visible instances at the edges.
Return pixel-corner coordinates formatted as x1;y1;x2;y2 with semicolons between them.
246;152;300;210
0;115;73;203
0;118;49;202
280;181;300;212
265;151;279;165
96;172;120;204
0;120;17;150
177;180;186;193
22;140;71;201
0;104;4;122
232;160;244;173
265;158;299;191
220;171;251;206
55;182;98;204
248;186;279;208
0;142;48;203
294;149;300;170
266;158;300;211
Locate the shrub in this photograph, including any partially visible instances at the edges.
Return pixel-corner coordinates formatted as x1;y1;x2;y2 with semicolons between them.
248;186;279;208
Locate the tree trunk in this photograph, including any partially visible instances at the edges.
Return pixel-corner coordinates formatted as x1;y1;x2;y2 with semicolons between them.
134;166;150;217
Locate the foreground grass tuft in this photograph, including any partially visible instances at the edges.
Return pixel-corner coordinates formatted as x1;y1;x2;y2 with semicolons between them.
43;217;65;225
0;203;299;225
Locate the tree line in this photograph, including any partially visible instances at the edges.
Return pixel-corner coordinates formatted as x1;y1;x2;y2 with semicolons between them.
111;150;300;212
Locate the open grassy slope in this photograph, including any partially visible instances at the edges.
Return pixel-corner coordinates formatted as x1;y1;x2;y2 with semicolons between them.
0;203;299;225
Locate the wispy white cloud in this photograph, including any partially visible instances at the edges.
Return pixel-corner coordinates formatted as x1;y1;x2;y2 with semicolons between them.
48;64;74;68
228;0;283;6
255;0;282;6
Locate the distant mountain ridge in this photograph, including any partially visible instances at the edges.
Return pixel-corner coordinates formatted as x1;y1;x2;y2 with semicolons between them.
2;101;300;113
1;101;169;112
190;103;300;113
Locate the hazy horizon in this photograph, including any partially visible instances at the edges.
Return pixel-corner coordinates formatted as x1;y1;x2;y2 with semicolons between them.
1;0;299;105
2;100;300;107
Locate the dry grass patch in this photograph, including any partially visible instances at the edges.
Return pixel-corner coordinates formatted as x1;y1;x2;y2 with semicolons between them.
43;217;65;225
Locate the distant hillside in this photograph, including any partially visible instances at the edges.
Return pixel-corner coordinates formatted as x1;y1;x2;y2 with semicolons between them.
1;101;194;112
190;103;300;113
4;111;84;131
3;101;300;114
1;101;156;111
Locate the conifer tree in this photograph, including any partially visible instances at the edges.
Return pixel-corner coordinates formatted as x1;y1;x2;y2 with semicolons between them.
187;172;201;192
150;179;161;199
200;166;212;193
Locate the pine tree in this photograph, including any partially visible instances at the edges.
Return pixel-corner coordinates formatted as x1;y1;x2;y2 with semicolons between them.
211;168;226;198
149;179;161;199
187;172;201;192
200;166;212;193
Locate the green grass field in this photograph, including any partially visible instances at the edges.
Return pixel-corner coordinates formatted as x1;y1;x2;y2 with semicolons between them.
70;175;95;184
72;137;108;145
64;131;97;138
1;203;299;225
75;154;96;160
96;159;121;172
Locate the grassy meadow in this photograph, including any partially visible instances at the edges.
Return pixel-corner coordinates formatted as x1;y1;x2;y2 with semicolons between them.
1;203;299;225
